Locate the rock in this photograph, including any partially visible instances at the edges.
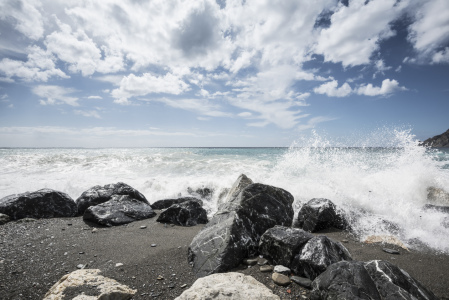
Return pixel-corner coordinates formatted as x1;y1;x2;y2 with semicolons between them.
364;235;409;251
427;186;449;205
76;182;148;215
223;174;253;204
0;213;10;225
296;198;347;232
116;263;123;267
174;272;280;300
260;265;274;272
243;258;258;266
0;189;77;220
291;236;352;280
188;187;214;200
156;200;208;226
151;197;202;210
364;260;438;300
83;195;156;226
420;129;449;148
151;244;157;247
273;265;291;276
272;272;291;286
382;247;400;255
258;258;268;265
310;260;381;300
259;225;313;268
291;276;312;289
423;204;449;214
188;182;294;277
15;217;37;223
43;269;136;300
140;225;147;229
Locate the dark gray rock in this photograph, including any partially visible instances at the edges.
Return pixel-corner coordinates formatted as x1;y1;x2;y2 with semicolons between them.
223;174;253;204
383;248;400;255
83;195;156;226
311;260;381;300
421;129;449;148
151;197;202;210
291;235;352;280
0;213;10;225
427;186;449;205
188;187;214;200
188;182;294;277
156;200;207;226
291;276;312;289
423;204;449;214
296;198;347;232
76;182;148;215
364;260;438;300
259;225;313;268
0;189;77;220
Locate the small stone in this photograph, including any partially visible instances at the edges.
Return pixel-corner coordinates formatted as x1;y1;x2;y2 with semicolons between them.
115;263;124;267
151;244;157;247
342;239;349;243
168;284;175;288
274;265;290;276
76;264;85;269
272;272;291;286
383;248;400;255
291;276;312;289
140;226;147;229
67;223;72;226
181;284;187;288
260;265;274;273
92;228;98;233
64;252;68;256
243;258;258;266
157;275;164;280
79;252;85;254
258;258;269;266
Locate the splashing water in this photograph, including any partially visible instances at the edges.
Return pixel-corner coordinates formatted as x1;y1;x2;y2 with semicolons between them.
0;128;448;252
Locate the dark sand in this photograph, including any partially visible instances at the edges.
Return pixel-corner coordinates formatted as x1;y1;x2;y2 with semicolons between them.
1;216;448;300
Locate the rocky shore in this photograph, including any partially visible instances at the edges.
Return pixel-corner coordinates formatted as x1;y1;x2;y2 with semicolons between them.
1;177;449;299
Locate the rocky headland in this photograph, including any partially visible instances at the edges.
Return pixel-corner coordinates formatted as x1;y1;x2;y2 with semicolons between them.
1;177;449;299
421;129;449;148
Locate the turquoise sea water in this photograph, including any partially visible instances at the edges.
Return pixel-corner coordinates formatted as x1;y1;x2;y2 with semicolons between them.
1;130;449;252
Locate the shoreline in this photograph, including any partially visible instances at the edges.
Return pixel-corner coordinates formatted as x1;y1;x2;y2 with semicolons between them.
1;215;449;299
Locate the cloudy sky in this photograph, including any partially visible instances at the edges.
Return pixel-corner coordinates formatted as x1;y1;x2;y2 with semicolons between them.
0;0;448;147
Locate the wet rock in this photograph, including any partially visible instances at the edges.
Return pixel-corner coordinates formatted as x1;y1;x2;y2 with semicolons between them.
83;195;156;226
243;258;259;266
427;186;449;205
175;272;280;300
291;276;312;289
259;225;313;267
364;260;438;300
0;189;77;220
44;269;136;300
0;213;10;225
273;265;291;276
364;235;409;251
188;187;214;200
310;260;381;300
291;236;352;280
383;248;400;255
188;181;294;277
423;204;449;214
156;200;207;226
151;197;202;210
260;265;274;272
272;272;291;286
76;182;148;215
296;198;347;232
223;174;253;204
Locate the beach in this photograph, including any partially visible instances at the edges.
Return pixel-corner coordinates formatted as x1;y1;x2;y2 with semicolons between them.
1;215;448;300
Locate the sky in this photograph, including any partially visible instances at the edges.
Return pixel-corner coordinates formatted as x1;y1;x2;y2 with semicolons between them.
0;0;448;147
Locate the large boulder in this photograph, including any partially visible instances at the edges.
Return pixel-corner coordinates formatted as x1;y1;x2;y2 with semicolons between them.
44;269;136;300
188;182;294;277
291;236;352;280
296;198;347;232
217;174;253;209
156;200;208;226
427;186;449;205
76;182;148;215
364;260;438;300
259;225;313;267
310;261;381;300
174;272;280;300
0;213;10;225
0;189;77;220
151;197;202;210
83;195;156;226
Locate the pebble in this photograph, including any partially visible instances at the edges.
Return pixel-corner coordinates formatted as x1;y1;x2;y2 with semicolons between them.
181;284;187;288
258;258;269;266
260;265;274;273
272;272;291;286
92;228;98;233
76;264;85;269
342;239;349;243
140;226;147;229
64;252;68;256
383;248;400;255
116;263;124;267
243;258;258;266
157;275;164;280
291;276;312;289
79;252;85;254
151;244;157;247
274;265;291;276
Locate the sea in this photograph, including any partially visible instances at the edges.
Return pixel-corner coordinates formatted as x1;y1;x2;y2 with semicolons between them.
1;129;449;253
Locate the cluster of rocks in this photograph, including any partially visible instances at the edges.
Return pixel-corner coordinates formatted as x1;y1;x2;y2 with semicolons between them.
0;182;209;228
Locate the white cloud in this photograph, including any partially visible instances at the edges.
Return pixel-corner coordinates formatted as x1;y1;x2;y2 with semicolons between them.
408;0;449;62
357;79;407;96
32;85;79;106
315;0;407;67
373;60;392;78
0;46;68;82
74;110;101;119
297;116;336;132
238;112;252;118
111;73;190;104
314;80;352;97
432;47;449;64
0;0;44;40
87;96;103;99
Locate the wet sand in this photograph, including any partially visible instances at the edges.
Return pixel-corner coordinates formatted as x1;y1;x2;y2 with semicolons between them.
1;217;448;300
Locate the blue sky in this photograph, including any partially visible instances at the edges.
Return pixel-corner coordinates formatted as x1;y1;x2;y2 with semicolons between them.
0;0;448;147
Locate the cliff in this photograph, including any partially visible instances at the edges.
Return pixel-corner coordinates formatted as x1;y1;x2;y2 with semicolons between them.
421;129;449;148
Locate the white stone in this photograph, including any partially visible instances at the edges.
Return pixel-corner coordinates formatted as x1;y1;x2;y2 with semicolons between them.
273;265;290;276
175;272;280;300
43;269;136;300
